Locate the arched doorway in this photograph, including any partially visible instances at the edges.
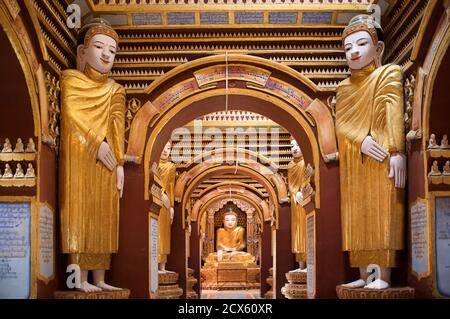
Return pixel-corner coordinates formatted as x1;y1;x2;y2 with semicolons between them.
111;54;345;299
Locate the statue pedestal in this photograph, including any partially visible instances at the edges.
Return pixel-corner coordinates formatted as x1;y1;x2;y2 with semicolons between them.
281;270;307;299
54;289;130;299
336;285;415;299
201;261;260;290
158;271;183;299
187;268;198;299
264;267;274;299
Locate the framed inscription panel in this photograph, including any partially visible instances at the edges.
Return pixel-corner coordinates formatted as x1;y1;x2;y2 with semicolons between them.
0;202;31;298
149;212;159;298
410;198;430;279
38;203;54;283
306;211;316;299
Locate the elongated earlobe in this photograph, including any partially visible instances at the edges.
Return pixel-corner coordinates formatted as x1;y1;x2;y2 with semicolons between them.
76;44;86;72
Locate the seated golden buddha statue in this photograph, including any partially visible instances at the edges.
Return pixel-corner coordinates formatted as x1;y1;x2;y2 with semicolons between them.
205;209;255;263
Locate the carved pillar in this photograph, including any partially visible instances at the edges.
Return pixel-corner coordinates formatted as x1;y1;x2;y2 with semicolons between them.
246;209;254;255
206;209;215;255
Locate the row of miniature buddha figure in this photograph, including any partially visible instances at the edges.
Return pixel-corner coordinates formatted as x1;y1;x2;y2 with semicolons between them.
0;163;35;179
428;134;449;149
429;160;450;176
1;138;36;153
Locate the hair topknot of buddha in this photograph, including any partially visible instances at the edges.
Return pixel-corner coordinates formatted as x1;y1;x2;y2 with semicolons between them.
77;18;119;47
342;14;384;45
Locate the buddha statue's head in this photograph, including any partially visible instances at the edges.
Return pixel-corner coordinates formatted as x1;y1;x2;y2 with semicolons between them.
76;18;119;74
342;14;385;70
290;138;303;159
160;141;172;161
223;209;238;230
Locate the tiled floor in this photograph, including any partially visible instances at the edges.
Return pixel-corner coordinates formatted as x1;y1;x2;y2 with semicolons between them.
201;289;261;299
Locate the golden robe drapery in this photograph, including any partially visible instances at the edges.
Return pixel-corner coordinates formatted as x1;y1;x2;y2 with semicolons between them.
336;63;405;268
287;157;307;262
158;159;176;264
60;65;125;270
216;226;246;251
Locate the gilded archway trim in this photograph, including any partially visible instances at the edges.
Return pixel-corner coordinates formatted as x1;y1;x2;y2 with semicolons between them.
422;13;450;195
180;147;281;171
173;149;288;203
196;193;266;232
197;181;266;199
128;54;338;162
144;54;319;94
145;88;321;209
181;165;278;229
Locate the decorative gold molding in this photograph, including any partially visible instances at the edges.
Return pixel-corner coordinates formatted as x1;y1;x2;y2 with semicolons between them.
421;12;450;196
411;0;439;61
197;181;265;199
143;88;321;210
180;165;278;230
195;192;267;230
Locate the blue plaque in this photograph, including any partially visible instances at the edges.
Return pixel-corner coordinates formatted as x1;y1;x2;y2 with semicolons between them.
0;202;31;299
269;12;298;24
436;197;450;297
235;12;264;24
132;13;162;25
302;12;332;25
167;12;195;25
200;12;229;25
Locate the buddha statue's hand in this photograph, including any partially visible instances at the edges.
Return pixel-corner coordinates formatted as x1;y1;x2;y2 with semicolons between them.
170;208;174;224
97;141;117;171
162;192;170;208
116;165;124;198
361;136;389;162
389;153;406;188
295;191;304;204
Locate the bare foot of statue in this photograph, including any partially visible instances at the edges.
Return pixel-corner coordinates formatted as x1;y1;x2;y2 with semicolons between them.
342;279;366;288
364;279;389;290
95;281;122;291
78;281;102;293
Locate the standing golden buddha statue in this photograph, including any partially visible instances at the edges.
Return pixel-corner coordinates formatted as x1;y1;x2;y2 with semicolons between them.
158;141;176;272
287;138;307;272
60;19;125;293
336;15;406;289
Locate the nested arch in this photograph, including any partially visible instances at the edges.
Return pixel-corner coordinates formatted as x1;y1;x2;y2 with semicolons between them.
143;90;322;208
181;164;278;228
174;150;288;203
192;186;269;223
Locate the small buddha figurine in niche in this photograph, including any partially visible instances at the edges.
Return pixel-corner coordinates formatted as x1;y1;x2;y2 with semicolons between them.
336;15;406;290
25;163;35;178
429;160;442;176
428;134;439;149
158;141;176;272
440;134;449;149
205;209;255;263
287;138;307;272
25;138;36;153
3;164;13;178
2;138;12;153
443;161;450;176
14;163;24;178
14;138;24;153
60;18;125;293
